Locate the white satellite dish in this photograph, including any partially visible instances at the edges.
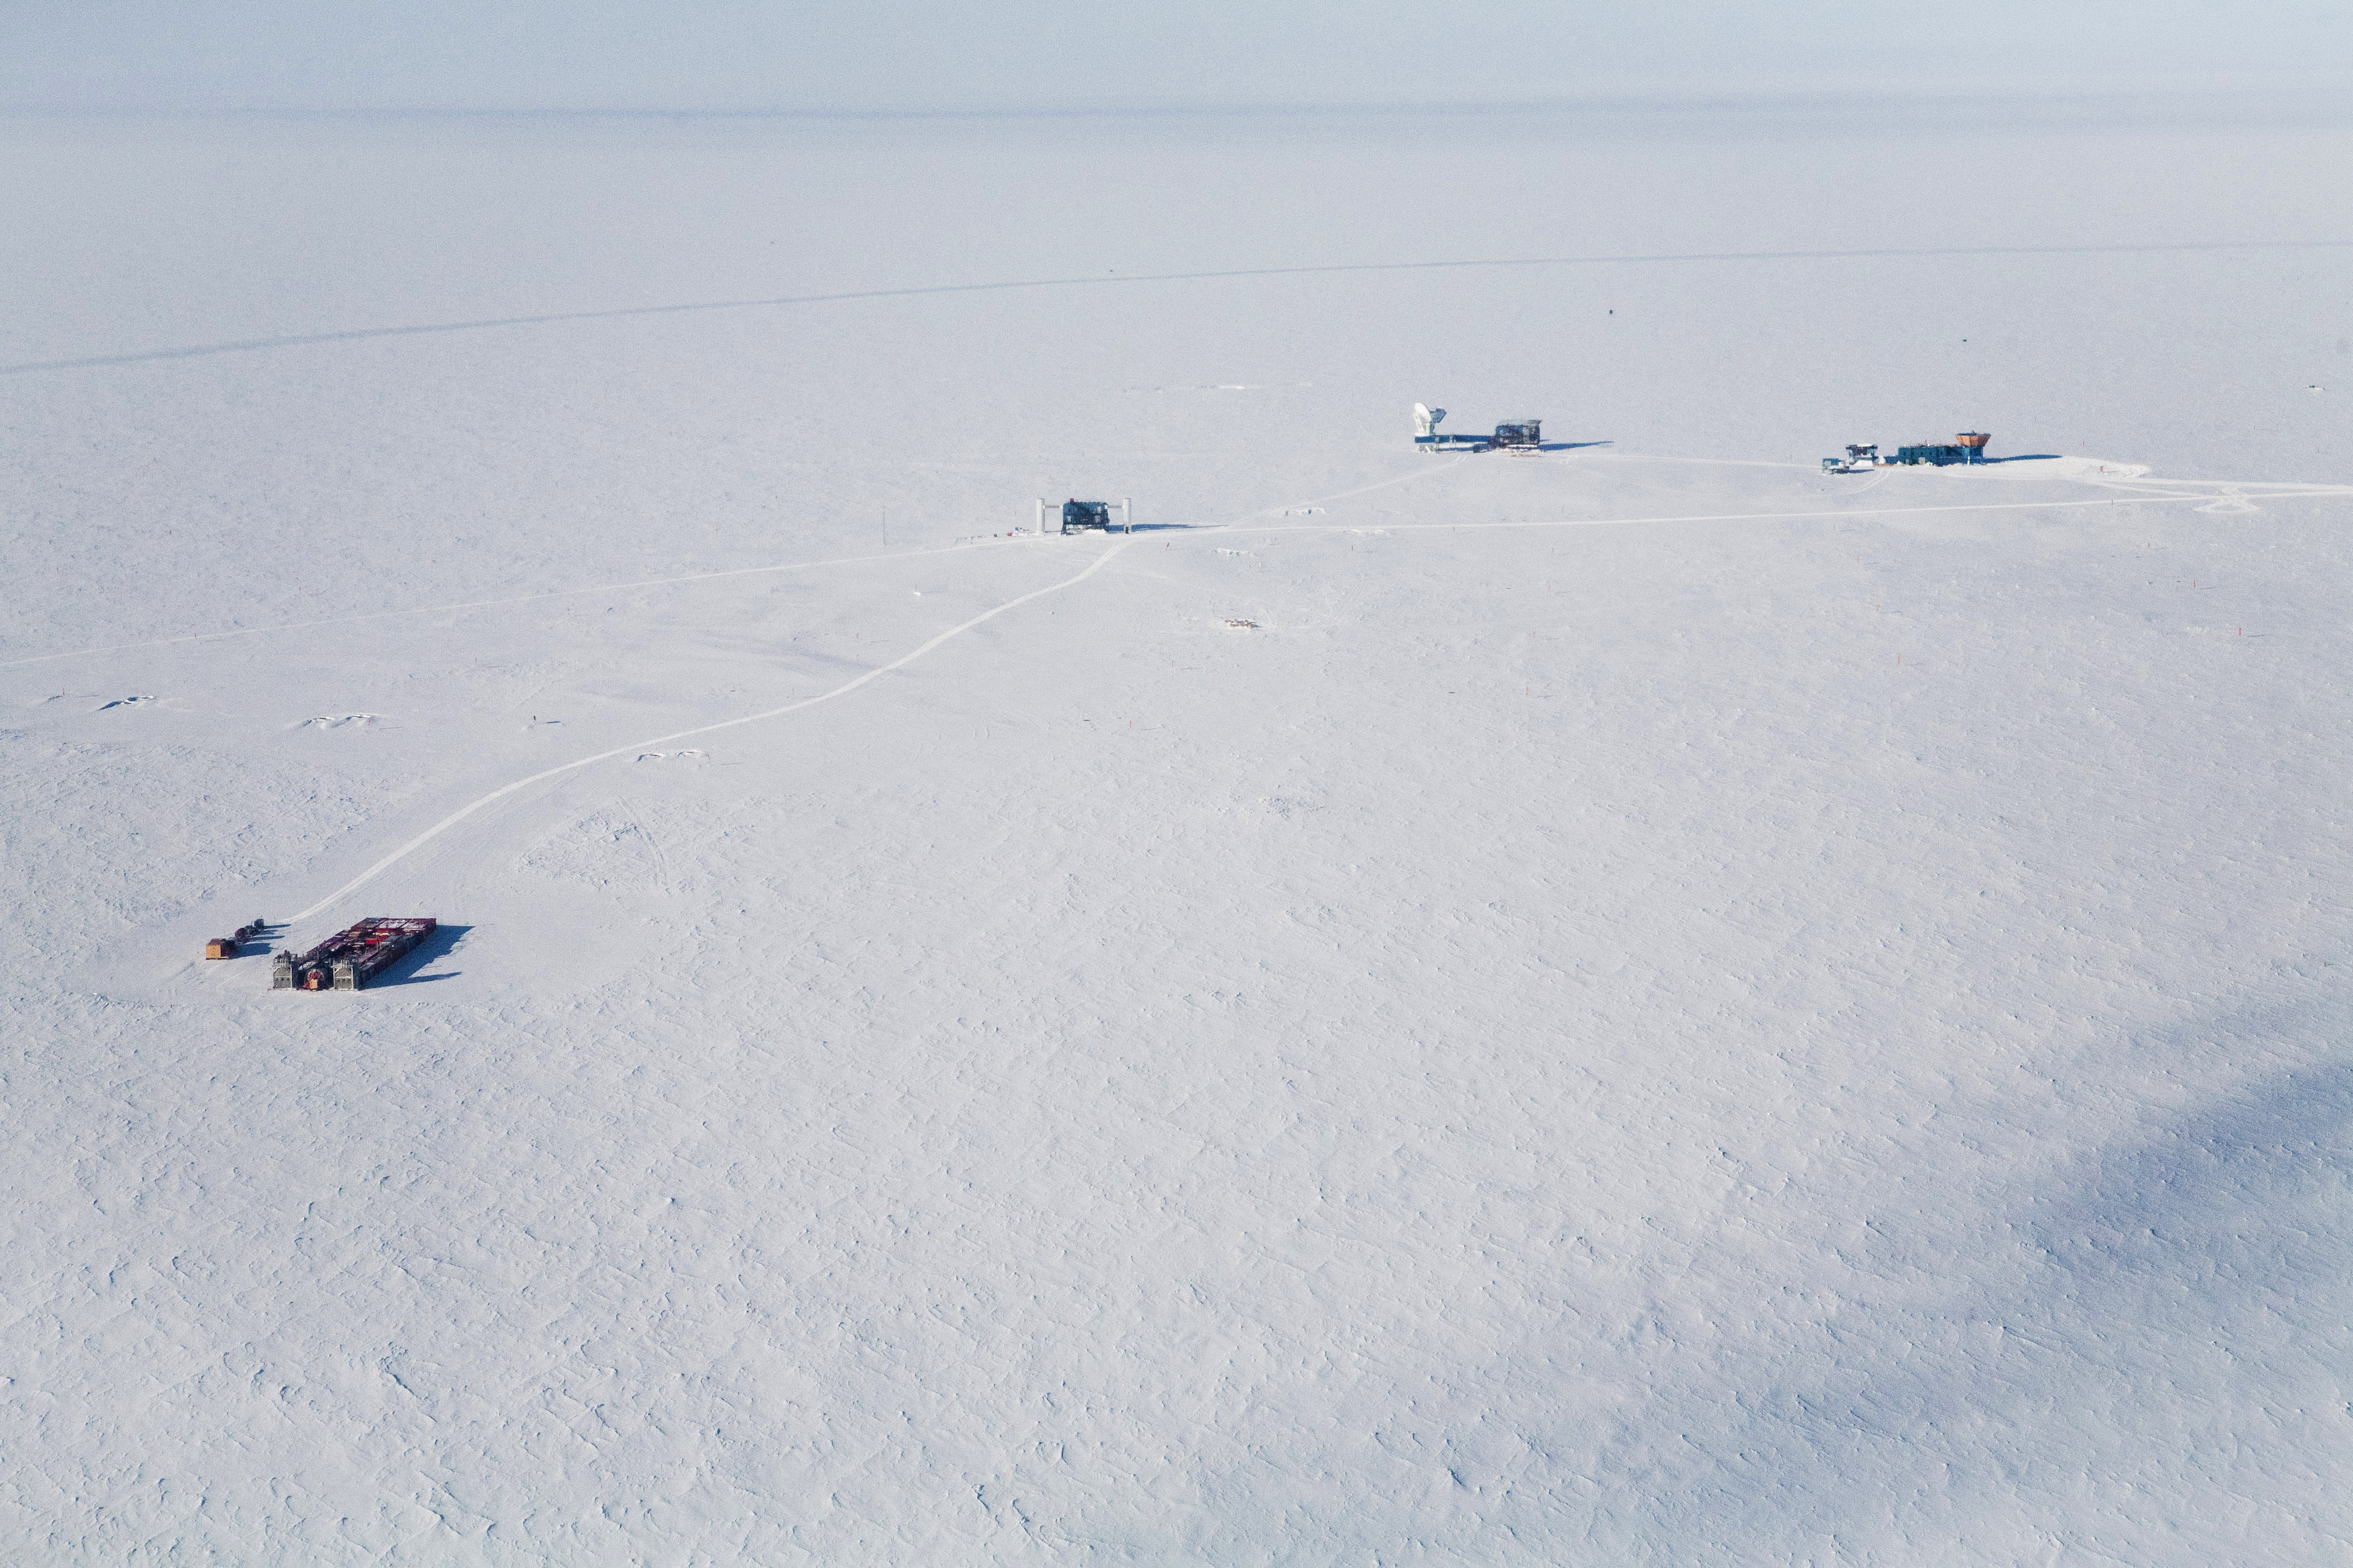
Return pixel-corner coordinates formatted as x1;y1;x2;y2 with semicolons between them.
1414;403;1445;440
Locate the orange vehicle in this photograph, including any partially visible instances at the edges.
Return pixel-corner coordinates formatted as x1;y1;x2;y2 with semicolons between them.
203;919;267;959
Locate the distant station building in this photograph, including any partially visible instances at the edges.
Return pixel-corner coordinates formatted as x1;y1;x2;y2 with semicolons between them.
1415;405;1548;452
1894;434;1992;466
1826;432;1992;471
1038;498;1132;533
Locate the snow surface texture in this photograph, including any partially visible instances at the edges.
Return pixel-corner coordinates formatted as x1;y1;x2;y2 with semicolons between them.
5;105;2352;1563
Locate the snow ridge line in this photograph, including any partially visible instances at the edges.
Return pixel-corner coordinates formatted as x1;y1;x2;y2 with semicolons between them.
290;536;1134;923
1213;487;2353;539
6;240;2346;377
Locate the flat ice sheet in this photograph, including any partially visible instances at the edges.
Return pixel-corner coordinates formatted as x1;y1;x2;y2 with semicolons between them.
5;105;2351;1563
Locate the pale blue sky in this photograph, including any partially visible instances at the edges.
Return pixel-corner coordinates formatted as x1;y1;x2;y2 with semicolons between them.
4;0;2348;113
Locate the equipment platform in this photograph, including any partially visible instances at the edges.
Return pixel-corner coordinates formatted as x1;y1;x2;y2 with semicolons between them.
273;917;438;991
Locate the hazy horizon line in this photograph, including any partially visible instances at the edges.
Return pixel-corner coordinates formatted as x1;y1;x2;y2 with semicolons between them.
6;80;2351;126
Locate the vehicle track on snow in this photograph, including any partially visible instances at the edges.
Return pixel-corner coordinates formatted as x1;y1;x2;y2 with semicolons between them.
29;462;2347;673
281;473;2353;923
1220;485;2353;540
290;536;1136;921
3;465;1476;672
274;462;1477;923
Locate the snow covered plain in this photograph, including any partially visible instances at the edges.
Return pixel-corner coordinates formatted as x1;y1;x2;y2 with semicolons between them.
5;104;2353;1562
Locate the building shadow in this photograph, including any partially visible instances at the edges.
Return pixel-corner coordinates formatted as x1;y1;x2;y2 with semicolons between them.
366;923;472;987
